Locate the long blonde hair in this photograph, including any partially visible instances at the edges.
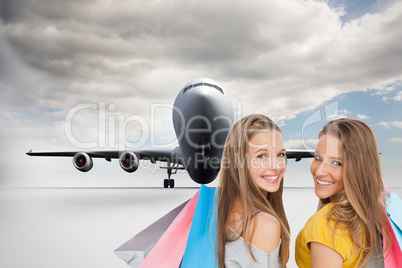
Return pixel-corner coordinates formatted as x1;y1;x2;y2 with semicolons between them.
318;118;391;267
217;114;290;268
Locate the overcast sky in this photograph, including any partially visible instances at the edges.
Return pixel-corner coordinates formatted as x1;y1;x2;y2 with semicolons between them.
1;0;401;188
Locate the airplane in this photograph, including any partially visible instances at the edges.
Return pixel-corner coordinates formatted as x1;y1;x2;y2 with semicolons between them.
26;78;314;188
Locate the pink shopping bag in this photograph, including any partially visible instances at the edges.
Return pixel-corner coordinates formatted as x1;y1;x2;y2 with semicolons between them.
140;190;199;268
383;191;402;268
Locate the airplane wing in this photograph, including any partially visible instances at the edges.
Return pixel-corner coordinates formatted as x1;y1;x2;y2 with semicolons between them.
285;149;315;161
27;147;185;188
27;147;185;171
26;147;183;161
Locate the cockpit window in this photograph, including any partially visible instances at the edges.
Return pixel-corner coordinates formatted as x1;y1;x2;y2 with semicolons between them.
183;82;224;94
183;85;193;93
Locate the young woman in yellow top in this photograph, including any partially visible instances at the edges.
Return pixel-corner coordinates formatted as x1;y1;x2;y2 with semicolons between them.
295;118;392;267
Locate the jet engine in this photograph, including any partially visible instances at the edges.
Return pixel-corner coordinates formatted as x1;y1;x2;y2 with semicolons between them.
73;152;93;172
119;152;139;173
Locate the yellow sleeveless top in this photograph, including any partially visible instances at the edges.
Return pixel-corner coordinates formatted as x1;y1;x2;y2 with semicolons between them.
295;203;364;268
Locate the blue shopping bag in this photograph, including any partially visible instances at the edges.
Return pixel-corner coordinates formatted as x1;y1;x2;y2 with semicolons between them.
386;192;402;247
181;185;218;268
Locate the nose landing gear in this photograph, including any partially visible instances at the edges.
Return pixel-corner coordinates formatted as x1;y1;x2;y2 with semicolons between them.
161;162;185;188
164;178;174;188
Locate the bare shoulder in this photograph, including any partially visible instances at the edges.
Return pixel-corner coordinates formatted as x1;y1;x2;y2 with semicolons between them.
250;212;281;253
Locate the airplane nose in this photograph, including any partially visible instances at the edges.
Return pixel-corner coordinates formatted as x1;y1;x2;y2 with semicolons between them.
173;79;234;125
176;86;233;129
194;88;220;107
195;88;232;117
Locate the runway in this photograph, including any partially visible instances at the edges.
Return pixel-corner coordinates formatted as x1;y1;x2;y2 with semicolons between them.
0;187;401;268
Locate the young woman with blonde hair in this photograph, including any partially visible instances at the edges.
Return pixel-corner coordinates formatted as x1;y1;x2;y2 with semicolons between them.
217;114;290;268
295;118;392;267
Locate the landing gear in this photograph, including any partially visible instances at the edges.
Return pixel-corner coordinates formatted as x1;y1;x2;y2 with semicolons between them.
164;178;174;188
161;162;184;188
163;164;175;188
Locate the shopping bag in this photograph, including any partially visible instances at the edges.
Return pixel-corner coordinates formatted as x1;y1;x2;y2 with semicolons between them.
140;190;199;268
387;192;402;247
114;199;189;267
181;185;218;268
383;216;402;267
383;191;402;268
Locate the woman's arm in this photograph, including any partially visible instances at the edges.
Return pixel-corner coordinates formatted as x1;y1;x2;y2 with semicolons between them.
310;242;343;268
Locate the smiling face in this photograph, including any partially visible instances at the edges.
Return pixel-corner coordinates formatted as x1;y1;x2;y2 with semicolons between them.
311;134;344;202
247;130;287;196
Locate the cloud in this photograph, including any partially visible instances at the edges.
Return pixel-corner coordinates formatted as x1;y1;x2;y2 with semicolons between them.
378;121;402;129
326;109;350;120
371;81;400;96
382;88;402;102
1;0;402;120
284;138;318;150
357;114;370;120
388;137;402;143
392;91;402;101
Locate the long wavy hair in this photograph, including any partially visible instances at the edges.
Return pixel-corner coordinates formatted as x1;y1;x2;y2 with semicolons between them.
217;114;290;268
318;118;391;267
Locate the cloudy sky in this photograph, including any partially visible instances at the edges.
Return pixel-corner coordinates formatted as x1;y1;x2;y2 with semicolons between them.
1;0;401;188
